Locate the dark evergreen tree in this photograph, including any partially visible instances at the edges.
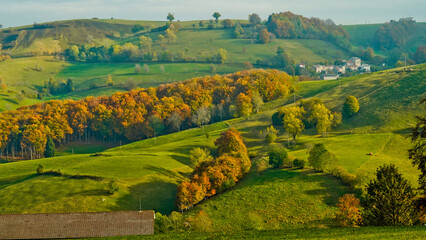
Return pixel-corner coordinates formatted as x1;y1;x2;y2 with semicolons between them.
409;99;426;194
363;164;416;226
45;137;55;158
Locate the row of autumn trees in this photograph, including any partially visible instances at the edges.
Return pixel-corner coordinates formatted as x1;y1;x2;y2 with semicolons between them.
0;69;295;160
177;128;250;210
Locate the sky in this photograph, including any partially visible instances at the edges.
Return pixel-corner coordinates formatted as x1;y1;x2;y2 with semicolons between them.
0;0;425;28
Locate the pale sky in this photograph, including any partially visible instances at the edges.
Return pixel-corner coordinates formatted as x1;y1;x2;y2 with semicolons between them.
0;0;424;28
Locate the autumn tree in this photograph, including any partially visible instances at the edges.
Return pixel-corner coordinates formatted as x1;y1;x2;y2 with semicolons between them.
216;48;228;64
363;164;416;226
251;91;263;113
281;106;305;140
106;74;114;86
311;104;334;137
342;95;360;118
336;194;362;227
212;12;221;23
258;29;270;44
236;93;253;117
222;19;234;28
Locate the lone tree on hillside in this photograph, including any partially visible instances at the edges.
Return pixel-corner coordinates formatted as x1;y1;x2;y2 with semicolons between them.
212;12;221;23
258;29;270;44
249;13;261;25
45;137;55;158
281;106;305;140
342;95;360;117
363;164;416;226
167;13;175;22
409;98;426;194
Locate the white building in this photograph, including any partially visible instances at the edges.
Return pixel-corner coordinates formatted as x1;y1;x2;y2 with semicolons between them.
321;74;339;80
359;64;371;72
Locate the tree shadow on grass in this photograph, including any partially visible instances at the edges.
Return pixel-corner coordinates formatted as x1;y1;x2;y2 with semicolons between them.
169;154;191;166
0;174;38;190
144;165;187;181
111;180;177;214
303;171;350;206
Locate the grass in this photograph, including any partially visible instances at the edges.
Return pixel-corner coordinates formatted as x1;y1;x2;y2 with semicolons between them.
129;28;352;64
53;62;243;99
343;22;426;52
0;65;424;236
89;226;426;239
188;168;351;231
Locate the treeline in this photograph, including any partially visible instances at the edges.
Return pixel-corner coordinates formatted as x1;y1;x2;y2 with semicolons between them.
0;69;294;160
266;12;352;51
373;18;416;51
177;128;250;210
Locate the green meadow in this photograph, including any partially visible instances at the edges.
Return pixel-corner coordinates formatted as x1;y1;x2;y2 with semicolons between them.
0;65;424;231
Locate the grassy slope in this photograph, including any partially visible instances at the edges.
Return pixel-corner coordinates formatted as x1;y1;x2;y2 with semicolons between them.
0;56;68;111
343;22;426;52
99;226;426;240
144;28;352;64
0;65;424;224
0;19;354;111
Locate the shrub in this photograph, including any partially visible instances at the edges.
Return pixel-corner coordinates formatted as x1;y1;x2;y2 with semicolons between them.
190;210;212;232
256;158;269;172
155;211;186;234
336;194;362;227
207;24;214;29
107;180;119;195
265;132;277;143
293;158;305;169
190;148;213;168
36;164;44;174
269;148;288;168
327;166;359;187
342;95;360;117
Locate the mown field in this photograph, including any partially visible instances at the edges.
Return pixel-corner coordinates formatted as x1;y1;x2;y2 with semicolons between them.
92;226;426;240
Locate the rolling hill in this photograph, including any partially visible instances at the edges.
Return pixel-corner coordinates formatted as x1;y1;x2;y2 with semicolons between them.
0;64;424;227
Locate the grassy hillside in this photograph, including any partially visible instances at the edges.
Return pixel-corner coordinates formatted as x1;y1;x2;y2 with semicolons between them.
0;65;423;224
107;226;426;239
0;19;165;56
343;22;426;52
136;28;351;64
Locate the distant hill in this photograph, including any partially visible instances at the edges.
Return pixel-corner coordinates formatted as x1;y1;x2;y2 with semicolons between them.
0;19;165;57
343;22;426;52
